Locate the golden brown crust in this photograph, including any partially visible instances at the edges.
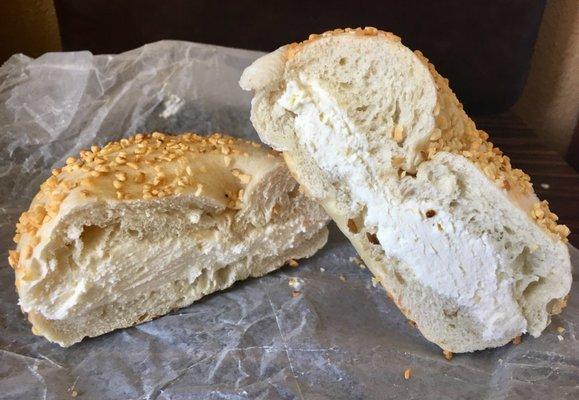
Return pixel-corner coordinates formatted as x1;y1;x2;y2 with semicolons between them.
285;27;400;60
9;132;279;274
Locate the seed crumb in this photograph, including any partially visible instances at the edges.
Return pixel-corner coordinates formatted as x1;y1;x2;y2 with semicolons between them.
371;277;379;287
288;259;299;268
349;256;365;268
557;335;564;342
339;275;346;282
292;291;301;298
443;350;453;361
540;183;550;189
403;368;412;380
288;277;301;290
556;326;565;334
320;267;325;272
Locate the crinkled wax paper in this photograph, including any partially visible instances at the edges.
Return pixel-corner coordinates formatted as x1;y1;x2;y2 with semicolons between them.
0;41;577;400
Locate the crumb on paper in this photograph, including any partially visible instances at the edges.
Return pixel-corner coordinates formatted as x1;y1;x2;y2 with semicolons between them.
512;336;522;345
404;368;412;380
288;259;299;268
348;256;365;268
540;183;550;189
443;350;453;361
68;376;79;397
557;335;564;341
288;277;301;291
339;275;347;282
556;326;565;334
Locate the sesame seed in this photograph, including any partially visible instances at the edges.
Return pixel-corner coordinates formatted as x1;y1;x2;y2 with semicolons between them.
394;124;405;143
195;183;203;196
347;219;359;233
94;165;110;173
288;259;299;267
134;172;146;183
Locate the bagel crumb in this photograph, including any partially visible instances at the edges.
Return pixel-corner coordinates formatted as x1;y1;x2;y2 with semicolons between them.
288;259;299;267
404;368;412;380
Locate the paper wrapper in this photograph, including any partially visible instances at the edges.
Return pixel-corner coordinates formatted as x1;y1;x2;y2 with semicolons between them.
0;41;577;400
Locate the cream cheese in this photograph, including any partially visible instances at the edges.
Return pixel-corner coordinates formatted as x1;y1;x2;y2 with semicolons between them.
278;77;528;340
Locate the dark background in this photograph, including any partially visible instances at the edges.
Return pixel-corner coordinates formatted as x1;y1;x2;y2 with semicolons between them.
54;0;546;116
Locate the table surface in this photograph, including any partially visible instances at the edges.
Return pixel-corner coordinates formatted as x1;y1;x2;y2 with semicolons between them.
474;113;579;247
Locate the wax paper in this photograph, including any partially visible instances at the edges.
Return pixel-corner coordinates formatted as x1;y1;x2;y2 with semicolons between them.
0;41;577;400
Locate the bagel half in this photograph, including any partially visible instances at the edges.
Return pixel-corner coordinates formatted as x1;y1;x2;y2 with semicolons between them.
240;28;572;352
9;132;329;346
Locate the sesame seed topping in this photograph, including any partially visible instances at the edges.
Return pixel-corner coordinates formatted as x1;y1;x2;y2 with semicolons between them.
195;183;203;196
